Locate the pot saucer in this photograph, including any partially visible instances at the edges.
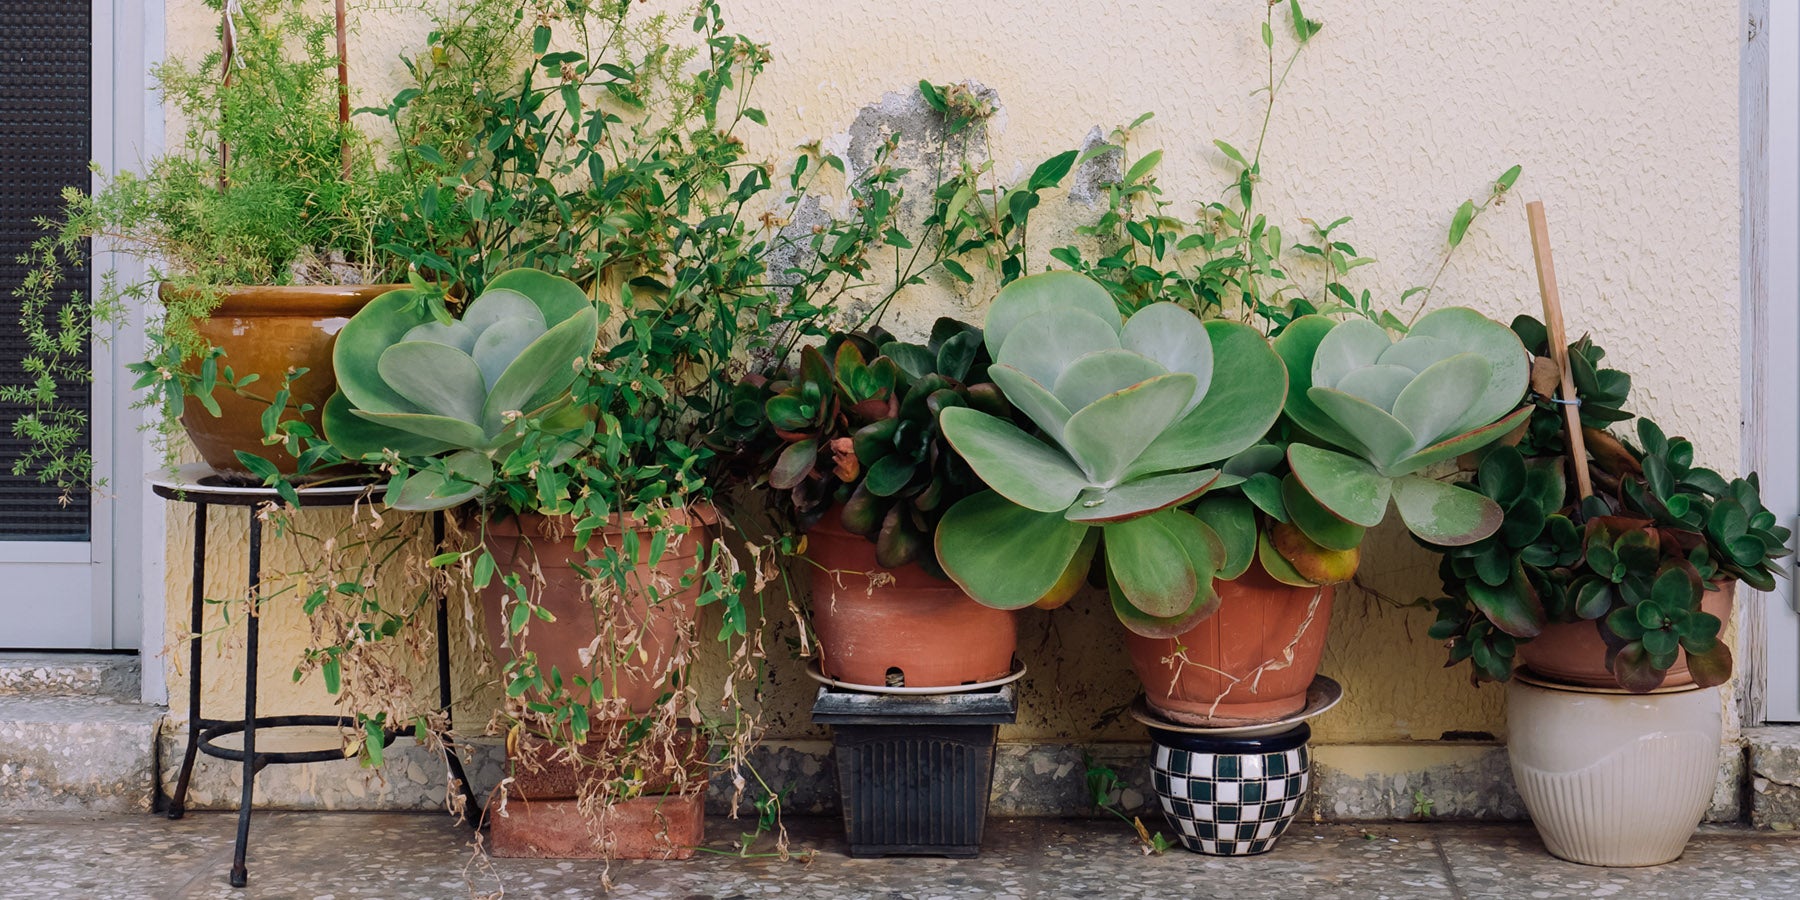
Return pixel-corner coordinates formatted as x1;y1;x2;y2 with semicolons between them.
1130;675;1343;737
1512;667;1709;696
805;658;1027;695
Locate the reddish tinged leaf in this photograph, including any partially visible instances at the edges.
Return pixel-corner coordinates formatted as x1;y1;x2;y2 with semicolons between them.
771;439;818;490
1609;643;1666;693
1686;641;1734;688
829;437;859;482
1466;565;1545;638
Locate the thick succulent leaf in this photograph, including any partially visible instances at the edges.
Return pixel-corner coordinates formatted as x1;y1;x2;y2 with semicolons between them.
1687;641;1733;688
1281;472;1366;551
471;317;548;390
936;331;980;382
459;288;546;336
1389;406;1533;475
1271;316;1367;454
351;408;490;449
483;268;593;323
935;491;1090;609
1109;566;1221;639
483;305;600;432
378;341;486;424
388;469;485;512
1390;352;1491;453
1104;513;1200;618
1222;442;1285;477
1310;318;1392;389
1119;302;1213;413
995;307;1121;390
881;342;936;381
333;288;434;415
1051;348;1169;412
1287;443;1391;528
989;364;1072;441
1376;335;1454;374
322;391;457;459
1392;475;1504;546
1334;364;1416;413
939;407;1089;512
1257;531;1317;587
1033;529;1100;610
1466;566;1546;638
875;505;928;568
982;270;1121;358
1127;320;1288;477
1193;494;1257;580
1408;307;1529;436
1268;521;1360;584
1308;386;1417;469
400;320;478;354
1065;469;1220;524
770;439;818;490
1061;372;1197;484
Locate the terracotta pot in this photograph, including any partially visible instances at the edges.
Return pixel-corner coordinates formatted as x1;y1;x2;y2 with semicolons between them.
1506;675;1720;866
805;508;1016;689
505;729;710;800
1124;561;1336;726
478;507;715;716
1518;582;1735;689
171;283;402;477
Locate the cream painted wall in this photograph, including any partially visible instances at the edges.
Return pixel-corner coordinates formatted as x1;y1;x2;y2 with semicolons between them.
158;1;1743;747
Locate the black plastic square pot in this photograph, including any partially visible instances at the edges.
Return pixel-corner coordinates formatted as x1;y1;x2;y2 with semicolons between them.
810;685;1018;858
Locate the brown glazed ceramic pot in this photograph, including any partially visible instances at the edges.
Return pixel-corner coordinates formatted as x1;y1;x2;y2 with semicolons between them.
1124;561;1336;726
805;507;1016;689
172;283;401;477
478;507;716;714
1518;581;1735;688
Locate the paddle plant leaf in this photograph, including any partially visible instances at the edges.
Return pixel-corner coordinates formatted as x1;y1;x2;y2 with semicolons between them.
935;491;1091;610
1392;474;1504;546
939;407;1089;512
1287;443;1390;527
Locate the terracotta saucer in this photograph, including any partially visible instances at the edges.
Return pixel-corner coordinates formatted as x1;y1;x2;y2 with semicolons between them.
1129;675;1343;738
804;658;1027;695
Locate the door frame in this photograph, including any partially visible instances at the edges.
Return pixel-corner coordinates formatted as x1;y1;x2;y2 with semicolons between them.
1743;0;1799;724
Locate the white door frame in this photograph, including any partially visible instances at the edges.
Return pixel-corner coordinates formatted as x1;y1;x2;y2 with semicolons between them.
1745;0;1800;724
0;0;166;671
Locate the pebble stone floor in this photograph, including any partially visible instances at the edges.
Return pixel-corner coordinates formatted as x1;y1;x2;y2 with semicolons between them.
2;812;1798;899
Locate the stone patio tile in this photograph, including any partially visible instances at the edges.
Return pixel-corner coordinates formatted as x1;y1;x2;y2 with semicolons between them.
1435;823;1800;899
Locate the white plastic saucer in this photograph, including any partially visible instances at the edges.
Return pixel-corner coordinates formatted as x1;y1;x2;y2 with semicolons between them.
804;658;1027;695
1129;675;1343;738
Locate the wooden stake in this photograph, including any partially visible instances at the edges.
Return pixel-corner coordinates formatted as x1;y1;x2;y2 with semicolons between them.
1526;200;1593;500
336;0;352;181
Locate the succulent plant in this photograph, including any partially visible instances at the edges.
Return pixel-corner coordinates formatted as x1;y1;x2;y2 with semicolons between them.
323;268;601;510
1271;309;1531;547
1427;323;1791;691
742;318;1010;575
933;271;1287;636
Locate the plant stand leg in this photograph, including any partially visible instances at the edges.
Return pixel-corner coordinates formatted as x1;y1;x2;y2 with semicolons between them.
433;511;483;825
168;502;207;820
230;509;264;889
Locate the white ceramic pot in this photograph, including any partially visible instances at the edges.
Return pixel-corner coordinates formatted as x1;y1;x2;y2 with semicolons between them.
1505;674;1720;867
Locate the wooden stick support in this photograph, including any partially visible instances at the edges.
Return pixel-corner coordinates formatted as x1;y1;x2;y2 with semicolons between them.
336;0;352;180
1526;200;1594;500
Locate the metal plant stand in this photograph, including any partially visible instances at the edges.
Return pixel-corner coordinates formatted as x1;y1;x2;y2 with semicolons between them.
152;464;482;888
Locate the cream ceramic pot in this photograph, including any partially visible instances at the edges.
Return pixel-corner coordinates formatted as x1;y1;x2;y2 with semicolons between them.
1505;675;1720;867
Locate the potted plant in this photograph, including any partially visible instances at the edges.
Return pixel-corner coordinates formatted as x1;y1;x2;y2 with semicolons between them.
10;0;409;483
1424;317;1788;866
737;319;1019;689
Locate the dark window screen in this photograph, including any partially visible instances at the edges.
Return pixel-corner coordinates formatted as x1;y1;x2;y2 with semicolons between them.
0;2;92;540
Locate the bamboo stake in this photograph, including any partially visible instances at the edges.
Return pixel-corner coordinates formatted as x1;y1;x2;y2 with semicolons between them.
335;0;352;181
1526;200;1593;500
218;4;236;193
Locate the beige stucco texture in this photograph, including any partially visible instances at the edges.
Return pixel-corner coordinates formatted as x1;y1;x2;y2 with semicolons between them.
158;1;1742;748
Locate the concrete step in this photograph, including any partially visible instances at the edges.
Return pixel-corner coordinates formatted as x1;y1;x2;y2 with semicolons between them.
0;696;164;812
0;652;140;700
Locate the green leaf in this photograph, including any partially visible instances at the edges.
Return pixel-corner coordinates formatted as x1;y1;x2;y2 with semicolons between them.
1448;200;1476;247
1271;316;1368;455
939;407;1089;512
1214;140;1249;169
1128;321;1288;475
770;439;818;490
1028;150;1080;190
1282;473;1366;551
1287;443;1391;528
1241;472;1288;521
1392;475;1503;546
864;454;916;497
1104;513;1200;618
1051;349;1172;412
1124;149;1163;185
1308;386;1416;470
983;271;1121;359
1065;469;1220;524
988;365;1073;441
996;307;1122;390
1390;353;1492;452
1194;494;1257;580
1060;372;1197;484
935;492;1090;609
1465;567;1545;638
1407;308;1529;438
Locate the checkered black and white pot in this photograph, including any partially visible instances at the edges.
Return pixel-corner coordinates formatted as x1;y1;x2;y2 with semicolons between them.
1149;723;1310;856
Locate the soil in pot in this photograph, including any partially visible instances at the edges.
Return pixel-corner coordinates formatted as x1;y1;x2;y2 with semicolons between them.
805;507;1016;689
174;283;401;478
1124;561;1335;726
1518;582;1734;689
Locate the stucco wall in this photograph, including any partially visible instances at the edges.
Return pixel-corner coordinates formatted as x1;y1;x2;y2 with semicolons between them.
157;1;1743;753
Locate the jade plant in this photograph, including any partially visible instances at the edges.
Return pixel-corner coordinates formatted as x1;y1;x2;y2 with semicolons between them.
1427;319;1789;689
735;318;1010;575
933;271;1287;636
322;269;601;510
1268;311;1531;548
